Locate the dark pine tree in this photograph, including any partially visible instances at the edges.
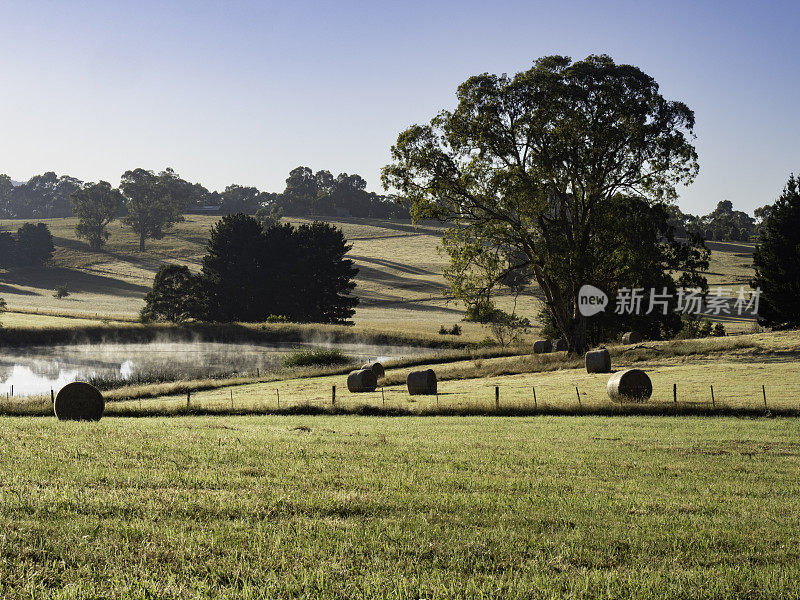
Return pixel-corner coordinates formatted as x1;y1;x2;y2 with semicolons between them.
752;174;800;328
291;221;359;323
200;214;268;322
198;214;359;323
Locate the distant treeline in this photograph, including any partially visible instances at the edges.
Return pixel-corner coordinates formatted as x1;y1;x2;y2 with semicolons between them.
670;200;770;242
0;166;409;220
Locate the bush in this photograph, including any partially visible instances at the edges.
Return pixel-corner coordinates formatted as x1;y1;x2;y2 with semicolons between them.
53;284;70;299
282;348;351;368
699;319;713;337
438;324;462;335
265;314;289;323
712;322;726;337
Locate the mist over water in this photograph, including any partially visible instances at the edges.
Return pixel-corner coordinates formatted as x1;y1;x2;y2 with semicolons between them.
0;340;435;397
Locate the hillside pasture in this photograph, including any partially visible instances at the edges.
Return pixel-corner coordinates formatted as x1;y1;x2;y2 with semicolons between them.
0;216;758;338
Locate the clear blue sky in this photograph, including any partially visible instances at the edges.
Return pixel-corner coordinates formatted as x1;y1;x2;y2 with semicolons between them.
1;0;798;215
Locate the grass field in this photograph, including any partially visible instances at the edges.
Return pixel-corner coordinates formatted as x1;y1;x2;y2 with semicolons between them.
0;215;758;338
0;414;798;599
0;218;795;599
90;331;799;418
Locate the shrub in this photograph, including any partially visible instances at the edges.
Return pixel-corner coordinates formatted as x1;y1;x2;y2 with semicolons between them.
53;284;70;299
265;314;289;323
699;319;713;337
712;322;726;337
282;348;351;368
449;324;462;336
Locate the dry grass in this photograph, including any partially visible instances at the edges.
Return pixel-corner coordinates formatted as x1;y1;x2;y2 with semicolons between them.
2;215;756;338
6;329;798;417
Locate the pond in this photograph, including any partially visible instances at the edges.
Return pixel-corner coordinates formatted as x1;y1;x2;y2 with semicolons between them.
0;341;437;397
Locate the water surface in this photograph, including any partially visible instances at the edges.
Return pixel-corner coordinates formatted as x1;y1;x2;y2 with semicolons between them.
0;340;435;396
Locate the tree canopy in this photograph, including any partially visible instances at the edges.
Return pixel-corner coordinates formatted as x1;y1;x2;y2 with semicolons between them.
71;181;125;250
751;173;800;328
120;168;189;251
14;223;55;266
383;54;703;351
143;214;359;324
140;264;201;323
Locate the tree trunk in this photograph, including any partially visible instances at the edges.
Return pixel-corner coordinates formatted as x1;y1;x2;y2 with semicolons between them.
139;231;146;252
565;316;588;355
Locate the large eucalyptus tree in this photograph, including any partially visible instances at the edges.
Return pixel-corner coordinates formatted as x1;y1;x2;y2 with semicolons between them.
382;55;701;352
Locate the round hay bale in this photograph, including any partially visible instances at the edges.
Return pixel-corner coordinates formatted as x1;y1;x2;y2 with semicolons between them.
622;331;643;344
347;369;378;393
54;381;104;421
361;362;385;378
407;369;437;396
585;348;611;373
533;339;553;354
551;338;568;352
607;369;652;403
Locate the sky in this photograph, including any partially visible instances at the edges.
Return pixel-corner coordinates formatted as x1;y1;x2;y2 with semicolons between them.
1;0;798;215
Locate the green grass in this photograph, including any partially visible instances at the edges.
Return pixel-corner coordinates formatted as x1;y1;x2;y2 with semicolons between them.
0;415;797;598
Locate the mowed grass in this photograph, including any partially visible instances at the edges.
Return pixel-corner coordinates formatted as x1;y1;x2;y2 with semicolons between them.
0;415;797;599
0;216;758;337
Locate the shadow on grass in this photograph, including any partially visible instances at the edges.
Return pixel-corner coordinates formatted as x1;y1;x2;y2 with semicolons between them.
3;401;796;419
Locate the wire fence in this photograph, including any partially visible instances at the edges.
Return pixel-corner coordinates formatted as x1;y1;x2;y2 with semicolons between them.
2;376;796;418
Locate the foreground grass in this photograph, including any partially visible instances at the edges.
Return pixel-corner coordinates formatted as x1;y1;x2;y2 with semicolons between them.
0;415;797;599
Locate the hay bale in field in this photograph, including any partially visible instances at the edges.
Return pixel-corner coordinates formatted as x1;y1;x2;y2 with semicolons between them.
347;369;378;393
361;362;385;378
622;331;643;344
551;338;568;352
607;369;652;402
407;369;437;395
585;348;611;373
533;339;553;354
54;382;104;421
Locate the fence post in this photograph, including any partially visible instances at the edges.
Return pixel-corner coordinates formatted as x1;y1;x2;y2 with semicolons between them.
575;386;581;407
51;389;54;405
186;389;190;408
230;389;234;410
762;385;767;409
710;385;715;408
332;385;336;407
495;386;499;409
382;387;385;407
673;383;677;405
533;386;537;409
277;388;280;408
